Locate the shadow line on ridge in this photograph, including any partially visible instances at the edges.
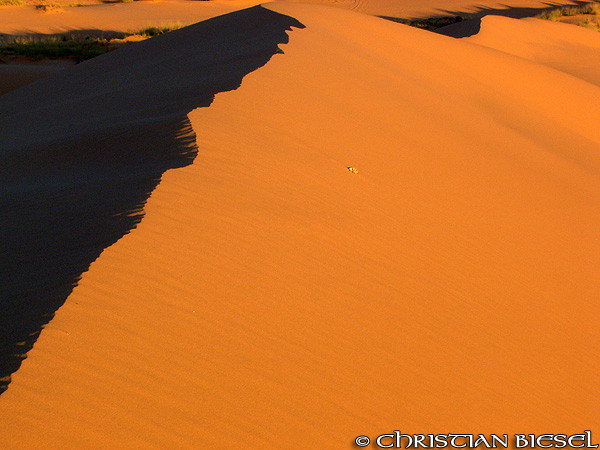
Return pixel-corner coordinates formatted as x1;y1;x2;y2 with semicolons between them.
0;5;305;394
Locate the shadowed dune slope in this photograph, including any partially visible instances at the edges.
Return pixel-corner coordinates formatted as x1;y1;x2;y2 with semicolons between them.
461;15;600;86
435;17;483;37
0;64;69;97
0;5;304;394
1;2;599;448
278;0;583;20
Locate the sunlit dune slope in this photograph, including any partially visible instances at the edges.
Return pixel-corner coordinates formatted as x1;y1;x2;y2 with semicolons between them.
1;3;599;448
0;0;584;33
0;1;246;36
0;2;302;400
461;15;600;86
279;0;582;20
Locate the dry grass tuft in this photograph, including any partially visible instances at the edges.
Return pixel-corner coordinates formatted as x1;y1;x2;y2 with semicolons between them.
536;2;600;20
0;23;184;62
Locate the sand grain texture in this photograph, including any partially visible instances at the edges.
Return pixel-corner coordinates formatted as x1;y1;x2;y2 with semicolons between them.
0;2;242;35
0;3;599;448
464;15;600;86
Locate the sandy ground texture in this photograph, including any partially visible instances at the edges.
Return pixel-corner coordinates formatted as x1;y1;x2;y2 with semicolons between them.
0;2;599;448
440;14;600;85
0;0;587;95
0;1;250;35
0;0;587;30
463;16;600;86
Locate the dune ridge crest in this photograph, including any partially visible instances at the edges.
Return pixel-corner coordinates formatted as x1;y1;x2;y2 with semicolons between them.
464;15;600;87
0;3;598;448
0;5;304;394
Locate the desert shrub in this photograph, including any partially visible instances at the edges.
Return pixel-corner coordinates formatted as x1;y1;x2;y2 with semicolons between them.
382;15;464;30
536;2;600;20
136;23;183;37
0;38;113;61
0;22;183;62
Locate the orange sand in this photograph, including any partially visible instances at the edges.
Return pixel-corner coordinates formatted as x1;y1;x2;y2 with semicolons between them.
0;3;599;448
0;0;585;32
0;1;247;36
465;16;600;86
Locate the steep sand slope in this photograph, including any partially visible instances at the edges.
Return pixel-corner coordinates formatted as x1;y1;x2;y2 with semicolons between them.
463;16;600;86
1;3;599;448
0;1;302;402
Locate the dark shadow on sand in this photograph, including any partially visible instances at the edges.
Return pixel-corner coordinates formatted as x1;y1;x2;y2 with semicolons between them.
379;0;592;36
0;5;305;394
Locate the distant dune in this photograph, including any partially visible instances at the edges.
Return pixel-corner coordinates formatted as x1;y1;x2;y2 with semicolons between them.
0;2;599;448
0;1;240;35
463;15;600;86
0;0;585;34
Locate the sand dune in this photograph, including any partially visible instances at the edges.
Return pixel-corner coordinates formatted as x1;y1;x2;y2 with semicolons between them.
0;0;584;33
0;2;302;395
273;0;583;19
462;16;600;86
0;1;246;36
0;2;599;448
0;62;70;96
356;0;580;20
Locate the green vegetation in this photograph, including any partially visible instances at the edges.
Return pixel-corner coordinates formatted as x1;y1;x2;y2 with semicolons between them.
0;0;25;5
0;24;183;62
0;38;113;62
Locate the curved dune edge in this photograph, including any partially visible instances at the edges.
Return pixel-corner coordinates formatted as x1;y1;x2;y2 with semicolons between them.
0;0;587;32
0;4;303;396
463;15;600;87
1;3;599;448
